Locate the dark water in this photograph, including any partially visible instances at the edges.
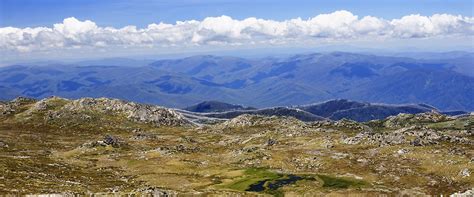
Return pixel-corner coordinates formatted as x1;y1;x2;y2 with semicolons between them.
247;179;270;191
247;175;311;192
267;175;304;190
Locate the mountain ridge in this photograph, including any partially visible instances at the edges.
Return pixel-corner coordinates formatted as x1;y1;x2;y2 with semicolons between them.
3;96;468;123
0;52;472;111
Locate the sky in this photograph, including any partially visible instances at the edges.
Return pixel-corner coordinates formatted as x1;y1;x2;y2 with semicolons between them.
0;0;473;63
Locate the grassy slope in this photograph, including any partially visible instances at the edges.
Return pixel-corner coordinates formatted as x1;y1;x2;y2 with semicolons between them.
0;100;472;195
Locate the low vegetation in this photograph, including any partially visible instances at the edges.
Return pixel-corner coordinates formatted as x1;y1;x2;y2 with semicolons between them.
0;97;472;195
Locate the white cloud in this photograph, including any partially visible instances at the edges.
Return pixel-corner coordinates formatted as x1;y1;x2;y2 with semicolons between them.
0;10;472;53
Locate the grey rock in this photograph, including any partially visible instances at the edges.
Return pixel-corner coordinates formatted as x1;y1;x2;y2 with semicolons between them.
266;139;277;146
103;135;122;147
63;98;190;127
0;141;8;148
450;188;474;197
459;168;471;177
397;149;409;154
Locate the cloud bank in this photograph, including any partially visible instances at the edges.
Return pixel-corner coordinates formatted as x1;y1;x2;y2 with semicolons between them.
1;10;473;53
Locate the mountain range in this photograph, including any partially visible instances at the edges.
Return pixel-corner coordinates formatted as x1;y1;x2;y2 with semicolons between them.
182;99;468;122
0;52;472;111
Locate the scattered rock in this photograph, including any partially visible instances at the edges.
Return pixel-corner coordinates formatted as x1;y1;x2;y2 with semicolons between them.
132;128;144;133
341;132;365;145
266;139;277;146
450;188;474;197
82;135;125;148
62;97;191;127
342;131;405;146
357;158;369;164
0;141;8;148
459;168;470;177
132;133;158;140
322;138;334;148
219;114;306;132
331;152;349;159
411;138;423;146
103;135;122;147
397;149;409;155
156;144;200;154
384;111;449;128
449;147;466;156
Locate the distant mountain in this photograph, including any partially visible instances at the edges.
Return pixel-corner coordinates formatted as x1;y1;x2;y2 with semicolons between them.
442;111;470;116
184;101;256;113
201;107;327;122
0;52;472;111
0;86;20;101
75;58;155;67
327;104;436;122
297;99;369;117
347;69;474;111
183;99;460;122
296;99;442;122
392;51;473;60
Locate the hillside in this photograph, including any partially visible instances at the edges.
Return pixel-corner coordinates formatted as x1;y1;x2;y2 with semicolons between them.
0;96;472;195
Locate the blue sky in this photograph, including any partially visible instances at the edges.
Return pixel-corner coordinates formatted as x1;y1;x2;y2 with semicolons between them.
1;0;472;28
0;0;473;63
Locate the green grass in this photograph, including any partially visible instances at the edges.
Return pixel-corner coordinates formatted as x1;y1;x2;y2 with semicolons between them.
427;116;473;130
225;168;281;191
318;175;366;189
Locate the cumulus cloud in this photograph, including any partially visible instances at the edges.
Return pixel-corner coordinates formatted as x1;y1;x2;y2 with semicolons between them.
0;10;472;53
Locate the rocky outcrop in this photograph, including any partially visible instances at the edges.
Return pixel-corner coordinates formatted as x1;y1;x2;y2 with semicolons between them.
342;125;472;146
383;111;451;128
0;97;37;115
82;135;126;148
220;114;306;129
62;97;190;127
15;97;191;127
